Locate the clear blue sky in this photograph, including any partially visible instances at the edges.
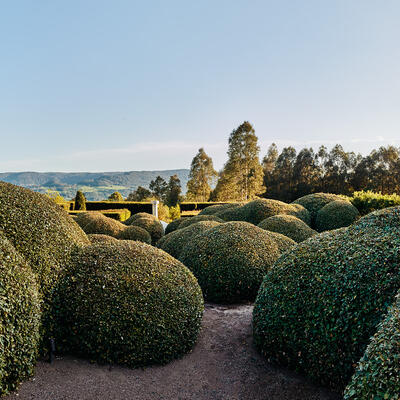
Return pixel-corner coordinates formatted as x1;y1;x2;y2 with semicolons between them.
1;0;399;172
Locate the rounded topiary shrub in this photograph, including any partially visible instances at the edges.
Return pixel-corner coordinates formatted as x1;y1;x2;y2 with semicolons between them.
87;234;119;245
177;214;224;230
116;225;152;244
292;192;345;227
344;292;400;399
315;200;360;232
80;213;125;237
253;207;400;391
158;221;221;259
215;205;248;222
0;182;89;345
165;218;185;235
258;214;317;243
128;216;164;244
0;231;41;395
179;221;296;303
53;241;204;367
198;203;240;216
75;211;104;228
124;212;156;225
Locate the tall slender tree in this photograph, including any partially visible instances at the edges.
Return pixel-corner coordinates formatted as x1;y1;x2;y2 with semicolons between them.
165;175;183;207
149;176;168;201
186;148;217;201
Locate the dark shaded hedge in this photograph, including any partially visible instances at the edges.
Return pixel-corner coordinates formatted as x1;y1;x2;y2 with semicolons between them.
179;222;296;303
315;200;360;232
87;234;119;244
177;214;224;230
53;241;204;367
292;192;345;227
216;199;310;226
116;225;152;244
253;207;400;391
78;213;125;237
258;214;316;243
198;203;240;216
0;182;89;345
127;216;164;244
344;292;400;399
165;218;185;235
157;221;221;259
124;212;155;225
0;231;41;396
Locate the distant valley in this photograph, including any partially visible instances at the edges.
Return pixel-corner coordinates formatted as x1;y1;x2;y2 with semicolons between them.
0;170;190;200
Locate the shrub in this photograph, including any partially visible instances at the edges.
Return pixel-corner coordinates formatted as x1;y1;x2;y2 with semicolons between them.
258;214;317;243
87;234;119;245
253;207;400;391
179;221;296;303
116;226;152;244
108;191;124;202
124;212;156;225
74;190;86;211
128;216;164;244
344;292;400;399
53;241;204;367
165;218;185;235
0;182;89;345
0;231;41;395
157;221;221;259
177;214;224;230
80;213;125;237
350;190;400;215
168;204;181;221
315;200;360;232
198;203;240;216
292;192;344;227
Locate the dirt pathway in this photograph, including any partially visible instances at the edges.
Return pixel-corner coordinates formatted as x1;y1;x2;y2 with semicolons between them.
7;304;340;400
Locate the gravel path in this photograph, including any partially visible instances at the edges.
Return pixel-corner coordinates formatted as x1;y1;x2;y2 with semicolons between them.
7;304;340;400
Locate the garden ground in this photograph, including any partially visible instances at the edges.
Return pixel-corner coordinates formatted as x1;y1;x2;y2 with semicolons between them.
7;304;340;400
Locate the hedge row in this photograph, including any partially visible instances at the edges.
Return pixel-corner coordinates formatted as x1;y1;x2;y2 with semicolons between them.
69;208;131;221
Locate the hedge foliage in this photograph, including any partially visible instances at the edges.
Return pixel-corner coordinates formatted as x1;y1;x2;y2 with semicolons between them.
315;200;360;232
71;209;131;221
258;214;316;243
157;221;221;259
124;212;155;225
53;241;204;367
165;218;185;235
127;216;164;244
292;192;345;227
0;231;41;396
350;190;400;216
87;234;119;245
179;221;296;303
198;203;240;216
344;293;400;399
253;207;400;391
0;182;89;345
77;212;126;237
116;225;152;244
177;214;224;230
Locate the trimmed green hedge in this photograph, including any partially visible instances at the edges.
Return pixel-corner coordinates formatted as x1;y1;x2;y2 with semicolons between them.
70;208;131;221
124;212;155;225
127;216;164;244
53;241;204;367
292;192;345;227
165;218;185;235
157;221;221;259
177;214;224;230
116;225;152;244
253;207;400;391
344;292;400;399
258;214;316;243
78;212;125;237
198;203;240;216
87;234;119;244
0;182;89;346
315;200;360;232
179;221;296;303
350;190;400;216
0;231;41;395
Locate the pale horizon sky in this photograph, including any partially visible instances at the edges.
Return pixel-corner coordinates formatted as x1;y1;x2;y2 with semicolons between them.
1;1;399;172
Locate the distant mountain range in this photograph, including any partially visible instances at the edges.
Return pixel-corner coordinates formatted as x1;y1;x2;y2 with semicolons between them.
0;170;190;201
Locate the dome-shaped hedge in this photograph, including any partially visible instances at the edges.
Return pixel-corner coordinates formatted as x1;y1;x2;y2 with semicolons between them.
79;213;125;237
315;200;359;232
344;292;400;399
258;214;317;243
53;241;204;367
198;203;240;216
127;216;164;244
157;221;221;259
87;234;119;244
0;182;89;344
253;207;400;391
177;214;224;230
0;231;41;395
75;211;104;229
292;193;345;227
124;212;156;225
165;218;185;235
116;225;152;244
179;222;296;303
